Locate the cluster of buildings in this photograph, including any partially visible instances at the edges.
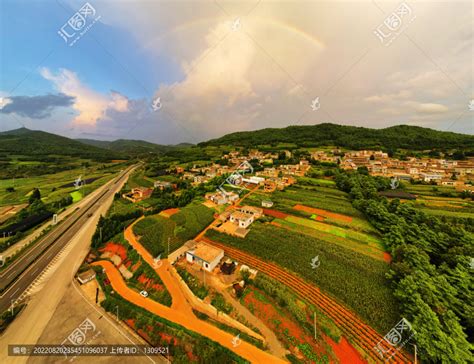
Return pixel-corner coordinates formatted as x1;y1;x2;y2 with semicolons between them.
313;149;474;191
215;205;264;238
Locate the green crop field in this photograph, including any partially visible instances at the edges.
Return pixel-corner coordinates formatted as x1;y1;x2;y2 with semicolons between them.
206;222;399;334
272;214;386;259
251;185;364;217
126;168;154;189
245;186;379;235
0;162;121;207
133;202;214;257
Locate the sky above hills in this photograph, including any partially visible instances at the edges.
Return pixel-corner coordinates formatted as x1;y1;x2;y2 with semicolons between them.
0;0;472;144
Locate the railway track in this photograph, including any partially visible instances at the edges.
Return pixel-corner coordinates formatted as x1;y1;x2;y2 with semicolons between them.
200;237;412;363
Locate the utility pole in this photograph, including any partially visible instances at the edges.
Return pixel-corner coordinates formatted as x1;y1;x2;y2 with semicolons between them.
116;305;119;321
314;311;317;340
413;344;417;364
167;237;170;257
100;227;103;243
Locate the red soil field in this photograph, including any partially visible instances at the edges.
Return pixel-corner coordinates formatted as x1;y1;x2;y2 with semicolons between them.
100;242;127;261
243;289;332;361
294;204;353;223
383;252;392;263
327;336;365;364
137;274;165;292
262;208;289;219
161;208;180;217
200;237;411;363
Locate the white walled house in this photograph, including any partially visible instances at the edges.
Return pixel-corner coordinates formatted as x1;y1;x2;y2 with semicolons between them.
186;242;224;272
230;211;254;229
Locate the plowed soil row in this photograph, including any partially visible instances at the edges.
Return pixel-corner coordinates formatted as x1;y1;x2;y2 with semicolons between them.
294;204;353;223
200;237;411;364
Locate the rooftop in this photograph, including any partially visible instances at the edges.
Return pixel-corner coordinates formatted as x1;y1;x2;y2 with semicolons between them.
188;242;223;263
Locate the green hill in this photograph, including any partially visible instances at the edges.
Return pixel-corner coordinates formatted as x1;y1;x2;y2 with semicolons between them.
199;123;474;151
0;128;120;161
77;138;192;156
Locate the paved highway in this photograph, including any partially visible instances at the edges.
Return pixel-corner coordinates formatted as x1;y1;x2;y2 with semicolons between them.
0;166;135;313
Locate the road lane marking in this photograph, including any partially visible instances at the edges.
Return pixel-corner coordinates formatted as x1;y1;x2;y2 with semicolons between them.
9;288;19;298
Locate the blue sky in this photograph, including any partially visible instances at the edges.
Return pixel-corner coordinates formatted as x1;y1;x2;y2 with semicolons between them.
1;0;472;143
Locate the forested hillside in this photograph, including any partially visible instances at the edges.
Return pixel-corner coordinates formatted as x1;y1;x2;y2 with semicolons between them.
0;128;119;161
200;123;474;151
334;170;473;362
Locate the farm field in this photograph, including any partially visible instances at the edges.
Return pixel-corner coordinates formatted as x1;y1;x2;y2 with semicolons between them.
125;168;155;189
400;183;474;222
133;202;214;257
267;212;386;261
205;222;399;334
0;162;122;206
247;186;379;235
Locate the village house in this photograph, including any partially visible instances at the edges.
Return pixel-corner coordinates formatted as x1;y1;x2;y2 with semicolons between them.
419;172;444;183
230;211;254;229
242;176;265;185
122;187;153;203
239;205;263;218
154;180;172;190
193;175;211;185
205;191;239;205
261;200;274;208
186;242;224;272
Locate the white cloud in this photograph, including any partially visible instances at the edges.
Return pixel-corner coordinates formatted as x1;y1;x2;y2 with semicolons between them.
415;103;449;114
40;68;129;125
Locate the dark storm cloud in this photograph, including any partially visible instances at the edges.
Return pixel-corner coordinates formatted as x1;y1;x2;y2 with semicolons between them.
0;93;75;119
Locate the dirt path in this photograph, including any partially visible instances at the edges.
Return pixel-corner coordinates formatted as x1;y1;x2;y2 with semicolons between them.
124;218;192;314
220;288;288;359
93;260;286;364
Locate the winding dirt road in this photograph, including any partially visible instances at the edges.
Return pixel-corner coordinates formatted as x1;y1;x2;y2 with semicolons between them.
93;260;286;364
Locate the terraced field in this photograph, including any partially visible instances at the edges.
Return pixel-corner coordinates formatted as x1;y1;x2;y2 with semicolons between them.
248;185;379;235
267;213;386;261
205;222;399;335
200;237;411;363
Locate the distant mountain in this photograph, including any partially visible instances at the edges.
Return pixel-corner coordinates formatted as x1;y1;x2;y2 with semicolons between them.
76;138;193;156
199;123;474;151
0;128;121;161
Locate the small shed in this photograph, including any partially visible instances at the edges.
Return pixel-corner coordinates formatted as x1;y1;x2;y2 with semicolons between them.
77;269;96;284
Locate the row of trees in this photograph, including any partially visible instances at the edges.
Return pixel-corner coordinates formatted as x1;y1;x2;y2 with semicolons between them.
334;171;473;363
